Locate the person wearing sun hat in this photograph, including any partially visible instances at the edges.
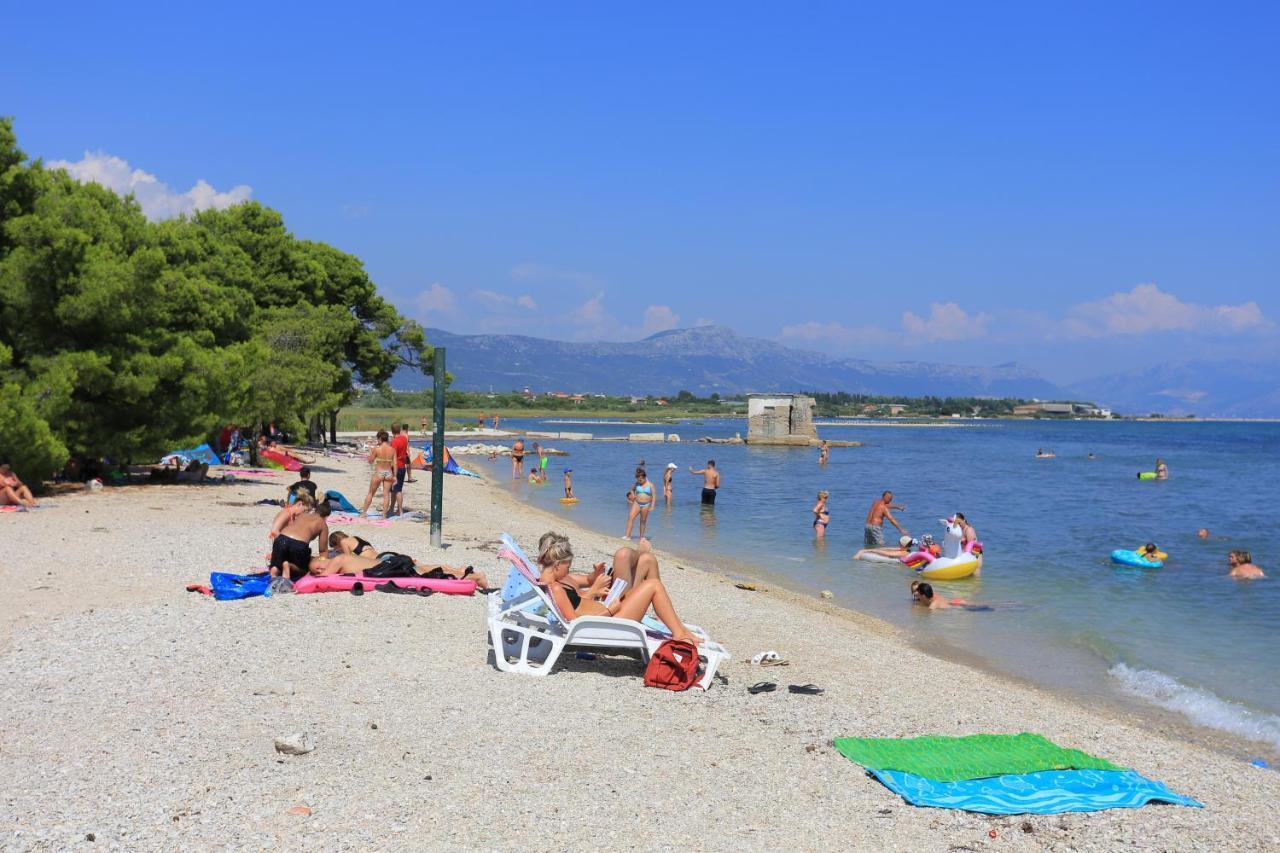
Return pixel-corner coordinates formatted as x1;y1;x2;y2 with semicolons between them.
663;462;677;504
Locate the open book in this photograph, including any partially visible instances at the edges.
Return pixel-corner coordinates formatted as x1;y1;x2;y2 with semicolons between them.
603;578;628;608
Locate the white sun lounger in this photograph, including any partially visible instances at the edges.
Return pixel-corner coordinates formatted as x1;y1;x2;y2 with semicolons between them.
487;535;729;690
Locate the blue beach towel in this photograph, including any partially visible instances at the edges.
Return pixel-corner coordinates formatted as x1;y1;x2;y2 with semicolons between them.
323;490;358;512
868;768;1203;815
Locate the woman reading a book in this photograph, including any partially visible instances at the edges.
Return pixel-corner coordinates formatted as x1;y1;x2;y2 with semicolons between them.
536;532;697;643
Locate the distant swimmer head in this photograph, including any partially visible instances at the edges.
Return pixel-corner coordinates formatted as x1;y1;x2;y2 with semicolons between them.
1197;528;1209;538
921;534;935;546
1143;542;1158;554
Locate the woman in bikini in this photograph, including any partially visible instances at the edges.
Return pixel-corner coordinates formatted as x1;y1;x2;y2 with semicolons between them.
360;430;396;518
328;530;378;558
535;533;696;643
1;463;37;508
624;467;655;540
812;490;830;539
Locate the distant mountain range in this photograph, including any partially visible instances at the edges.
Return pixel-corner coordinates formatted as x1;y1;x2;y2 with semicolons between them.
396;326;1069;399
392;327;1277;417
1072;361;1280;419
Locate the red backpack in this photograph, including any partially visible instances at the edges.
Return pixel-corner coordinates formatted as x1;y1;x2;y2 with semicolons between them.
643;639;702;691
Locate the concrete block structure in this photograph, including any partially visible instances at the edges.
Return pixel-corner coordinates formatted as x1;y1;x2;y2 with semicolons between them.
747;394;818;446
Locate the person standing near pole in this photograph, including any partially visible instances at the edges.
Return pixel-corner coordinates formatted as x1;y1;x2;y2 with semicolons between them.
389;423;410;516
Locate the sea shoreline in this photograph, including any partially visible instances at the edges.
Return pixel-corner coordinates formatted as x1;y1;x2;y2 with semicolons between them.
472;463;1279;768
2;452;1277;849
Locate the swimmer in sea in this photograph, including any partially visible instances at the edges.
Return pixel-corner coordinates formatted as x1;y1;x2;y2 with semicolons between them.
818;440;829;465
1035;448;1056;458
1228;550;1265;579
910;581;993;611
1087;452;1097;460
1139;542;1162;564
812;491;830;539
1198;528;1209;539
1155;458;1168;480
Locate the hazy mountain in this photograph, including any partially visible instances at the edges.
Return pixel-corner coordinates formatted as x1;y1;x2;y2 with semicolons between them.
1074;361;1280;418
395;326;1069;399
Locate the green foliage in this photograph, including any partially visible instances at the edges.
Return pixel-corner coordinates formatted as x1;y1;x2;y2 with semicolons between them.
0;117;430;486
0;344;69;482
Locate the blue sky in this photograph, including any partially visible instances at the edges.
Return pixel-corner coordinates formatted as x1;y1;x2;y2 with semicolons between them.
5;2;1278;381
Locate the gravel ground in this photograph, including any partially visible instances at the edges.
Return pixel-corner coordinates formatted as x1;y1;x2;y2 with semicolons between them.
1;453;1277;851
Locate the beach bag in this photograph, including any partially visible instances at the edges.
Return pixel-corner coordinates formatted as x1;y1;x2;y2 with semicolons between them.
361;552;418;578
210;572;272;601
643;639;701;691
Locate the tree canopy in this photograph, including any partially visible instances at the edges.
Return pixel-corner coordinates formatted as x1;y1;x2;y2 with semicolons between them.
0;117;428;484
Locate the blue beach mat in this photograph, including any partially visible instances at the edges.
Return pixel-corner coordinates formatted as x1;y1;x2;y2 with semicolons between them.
868;768;1203;815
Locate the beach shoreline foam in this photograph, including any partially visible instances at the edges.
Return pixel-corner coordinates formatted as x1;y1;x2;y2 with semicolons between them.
2;451;1277;849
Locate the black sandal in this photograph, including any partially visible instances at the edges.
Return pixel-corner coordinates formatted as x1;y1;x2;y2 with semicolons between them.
788;683;824;695
416;586;435;597
748;681;777;695
350;582;364;596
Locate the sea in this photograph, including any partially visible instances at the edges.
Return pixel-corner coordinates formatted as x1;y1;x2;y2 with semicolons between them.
443;417;1280;760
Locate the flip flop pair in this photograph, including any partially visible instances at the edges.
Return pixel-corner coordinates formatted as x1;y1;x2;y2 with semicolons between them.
748;682;824;696
375;582;434;597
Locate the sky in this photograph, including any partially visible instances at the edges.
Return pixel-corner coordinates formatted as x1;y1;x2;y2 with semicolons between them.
5;1;1278;382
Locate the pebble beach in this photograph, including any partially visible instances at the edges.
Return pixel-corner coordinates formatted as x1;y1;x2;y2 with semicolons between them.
2;452;1278;851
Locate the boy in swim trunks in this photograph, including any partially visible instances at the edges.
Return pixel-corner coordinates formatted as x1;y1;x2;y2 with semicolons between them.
563;468;574;499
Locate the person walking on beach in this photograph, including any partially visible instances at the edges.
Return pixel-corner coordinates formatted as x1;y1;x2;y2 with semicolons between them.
864;491;906;546
511;437;525;479
812;491;831;539
663;462;676;504
360;431;396;517
689;460;720;505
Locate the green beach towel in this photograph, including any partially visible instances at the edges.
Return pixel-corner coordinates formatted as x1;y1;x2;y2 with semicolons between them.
832;733;1121;782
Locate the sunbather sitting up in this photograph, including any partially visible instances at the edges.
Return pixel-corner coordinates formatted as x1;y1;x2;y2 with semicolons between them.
267;493;330;581
1;463;38;507
535;531;696;643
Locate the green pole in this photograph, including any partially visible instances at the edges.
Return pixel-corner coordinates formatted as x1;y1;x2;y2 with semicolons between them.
430;347;446;547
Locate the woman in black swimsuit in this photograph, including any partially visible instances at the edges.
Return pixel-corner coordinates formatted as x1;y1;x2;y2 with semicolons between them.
328;531;377;557
535;532;697;643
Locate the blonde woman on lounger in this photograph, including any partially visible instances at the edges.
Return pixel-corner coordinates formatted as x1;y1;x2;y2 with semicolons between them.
535;532;696;643
360;430;396;517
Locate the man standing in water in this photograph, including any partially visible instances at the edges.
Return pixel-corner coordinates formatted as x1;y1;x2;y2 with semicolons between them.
511;436;526;480
689;460;720;505
864;490;907;546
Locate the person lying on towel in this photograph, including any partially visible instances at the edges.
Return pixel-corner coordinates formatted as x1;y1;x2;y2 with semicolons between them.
308;550;490;589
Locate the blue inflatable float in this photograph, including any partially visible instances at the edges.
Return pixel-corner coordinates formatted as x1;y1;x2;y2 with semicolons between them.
1111;549;1163;569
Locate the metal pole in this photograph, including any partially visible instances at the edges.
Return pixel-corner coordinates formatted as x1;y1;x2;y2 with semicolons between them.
430;347;446;547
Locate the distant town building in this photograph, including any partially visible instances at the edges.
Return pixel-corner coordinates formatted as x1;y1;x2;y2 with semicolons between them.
1014;401;1110;417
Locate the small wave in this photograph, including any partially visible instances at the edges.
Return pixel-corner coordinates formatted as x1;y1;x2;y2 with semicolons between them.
1110;663;1280;752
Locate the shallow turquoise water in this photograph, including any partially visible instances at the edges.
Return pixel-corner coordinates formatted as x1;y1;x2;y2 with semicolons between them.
447;418;1280;753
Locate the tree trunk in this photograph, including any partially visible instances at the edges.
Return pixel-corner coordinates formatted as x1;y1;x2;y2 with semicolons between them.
329;410;338;444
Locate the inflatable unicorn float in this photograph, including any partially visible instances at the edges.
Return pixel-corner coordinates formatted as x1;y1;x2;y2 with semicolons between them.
901;518;983;580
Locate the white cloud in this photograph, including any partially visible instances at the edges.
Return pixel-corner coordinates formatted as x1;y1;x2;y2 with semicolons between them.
1065;284;1272;337
49;151;251;221
901;302;990;342
473;289;538;311
642;305;680;336
415;283;457;317
779;320;894;348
